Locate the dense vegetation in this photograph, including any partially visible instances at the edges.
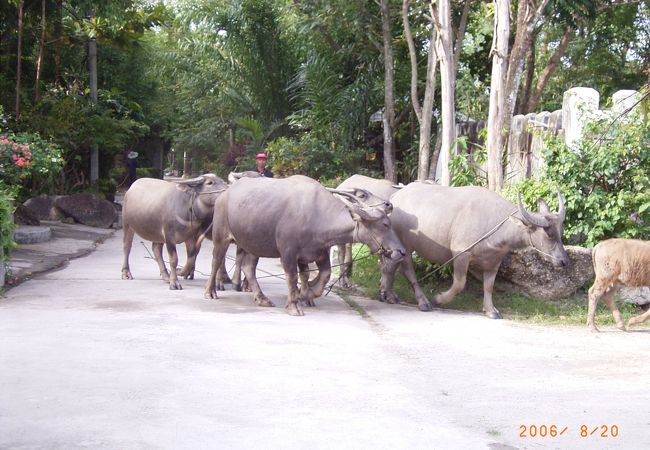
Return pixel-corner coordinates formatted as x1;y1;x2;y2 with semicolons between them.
0;0;648;264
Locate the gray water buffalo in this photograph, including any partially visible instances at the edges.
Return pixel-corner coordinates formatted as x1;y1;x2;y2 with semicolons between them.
588;238;650;332
204;175;406;316
121;174;228;289
380;182;569;318
334;174;401;287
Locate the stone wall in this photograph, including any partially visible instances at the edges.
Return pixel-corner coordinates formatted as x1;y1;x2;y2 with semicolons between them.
452;87;642;185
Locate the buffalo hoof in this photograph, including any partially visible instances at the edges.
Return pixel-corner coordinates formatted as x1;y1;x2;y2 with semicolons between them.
233;283;242;292
418;301;433;312
121;270;133;280
589;326;600;333
182;272;195;280
255;296;275;307
300;298;316;307
169;284;183;290
339;277;351;289
484;309;502;320
379;291;401;304
286;303;305;316
204;290;218;300
216;282;226;291
617;323;627;332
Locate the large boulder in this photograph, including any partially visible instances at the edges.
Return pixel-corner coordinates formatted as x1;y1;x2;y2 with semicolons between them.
24;195;65;221
475;245;594;300
54;193;118;229
14;203;41;226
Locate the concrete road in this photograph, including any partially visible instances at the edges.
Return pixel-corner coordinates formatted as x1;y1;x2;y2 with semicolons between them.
1;231;648;450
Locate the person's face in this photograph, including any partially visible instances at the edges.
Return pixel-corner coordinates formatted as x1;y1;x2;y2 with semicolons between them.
256;157;267;170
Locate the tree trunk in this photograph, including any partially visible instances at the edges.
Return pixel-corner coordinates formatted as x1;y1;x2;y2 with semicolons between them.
380;0;396;182
526;26;574;113
54;0;62;83
452;0;472;80
15;0;25;120
435;0;455;186
486;0;510;191
35;0;47;102
518;40;536;115
502;0;549;137
403;0;438;181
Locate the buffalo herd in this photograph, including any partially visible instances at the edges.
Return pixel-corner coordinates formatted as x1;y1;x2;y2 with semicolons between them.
121;173;650;330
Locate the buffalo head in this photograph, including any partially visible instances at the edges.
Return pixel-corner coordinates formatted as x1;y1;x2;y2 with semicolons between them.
175;174;228;207
517;191;569;268
328;187;405;262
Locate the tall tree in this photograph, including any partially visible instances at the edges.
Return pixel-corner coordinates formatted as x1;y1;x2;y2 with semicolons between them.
434;0;455;186
35;0;46;102
380;0;397;182
15;0;24;119
486;0;510;191
502;0;549;132
403;0;437;181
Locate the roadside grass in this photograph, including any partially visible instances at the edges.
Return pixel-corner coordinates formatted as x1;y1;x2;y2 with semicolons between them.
345;244;648;328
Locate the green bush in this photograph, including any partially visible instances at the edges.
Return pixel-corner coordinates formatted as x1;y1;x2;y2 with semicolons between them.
0;181;16;261
504;116;650;247
266;133;373;180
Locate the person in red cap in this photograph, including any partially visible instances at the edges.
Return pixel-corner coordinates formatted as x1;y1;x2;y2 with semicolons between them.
254;152;273;178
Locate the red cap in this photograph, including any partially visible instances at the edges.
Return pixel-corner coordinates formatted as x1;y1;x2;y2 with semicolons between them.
255;153;268;159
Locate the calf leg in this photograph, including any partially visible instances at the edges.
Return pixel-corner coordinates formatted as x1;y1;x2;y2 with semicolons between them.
627;307;650;328
165;242;182;290
587;282;608;332
121;224;135;280
241;253;274;308
601;291;626;331
434;253;470;307
152;242;170;282
481;266;502;319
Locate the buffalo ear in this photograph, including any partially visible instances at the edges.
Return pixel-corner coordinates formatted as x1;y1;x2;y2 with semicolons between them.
174;175;205;188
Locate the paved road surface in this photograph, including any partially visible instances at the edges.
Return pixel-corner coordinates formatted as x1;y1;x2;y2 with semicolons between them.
1;230;648;449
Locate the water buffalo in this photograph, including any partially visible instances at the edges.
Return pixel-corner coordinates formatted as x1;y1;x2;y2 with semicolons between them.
121;174;228;289
380;183;569;318
334;174;401;288
588;238;650;332
204;175;406;316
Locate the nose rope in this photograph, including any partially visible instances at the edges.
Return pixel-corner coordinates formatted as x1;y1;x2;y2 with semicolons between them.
527;232;556;259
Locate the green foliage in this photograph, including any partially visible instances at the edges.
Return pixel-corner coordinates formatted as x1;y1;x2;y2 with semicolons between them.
0;181;16;261
504;117;650;246
450;136;487;187
266;133;370;180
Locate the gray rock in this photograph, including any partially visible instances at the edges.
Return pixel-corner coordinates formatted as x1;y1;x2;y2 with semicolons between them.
473;245;594;300
55;193;118;229
24;195;65;221
14;203;40;226
619;287;650;306
13;225;52;244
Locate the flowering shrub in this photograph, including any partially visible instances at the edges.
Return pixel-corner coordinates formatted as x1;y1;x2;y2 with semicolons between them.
0;133;63;200
0;136;32;182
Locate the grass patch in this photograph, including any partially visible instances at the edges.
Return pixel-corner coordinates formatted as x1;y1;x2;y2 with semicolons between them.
347;244;648;327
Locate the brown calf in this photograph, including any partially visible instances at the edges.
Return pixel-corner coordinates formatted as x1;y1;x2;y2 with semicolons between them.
588;238;650;332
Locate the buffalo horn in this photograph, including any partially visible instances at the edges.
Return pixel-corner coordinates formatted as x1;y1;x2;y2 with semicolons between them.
175;175;205;187
557;189;566;221
518;193;549;228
